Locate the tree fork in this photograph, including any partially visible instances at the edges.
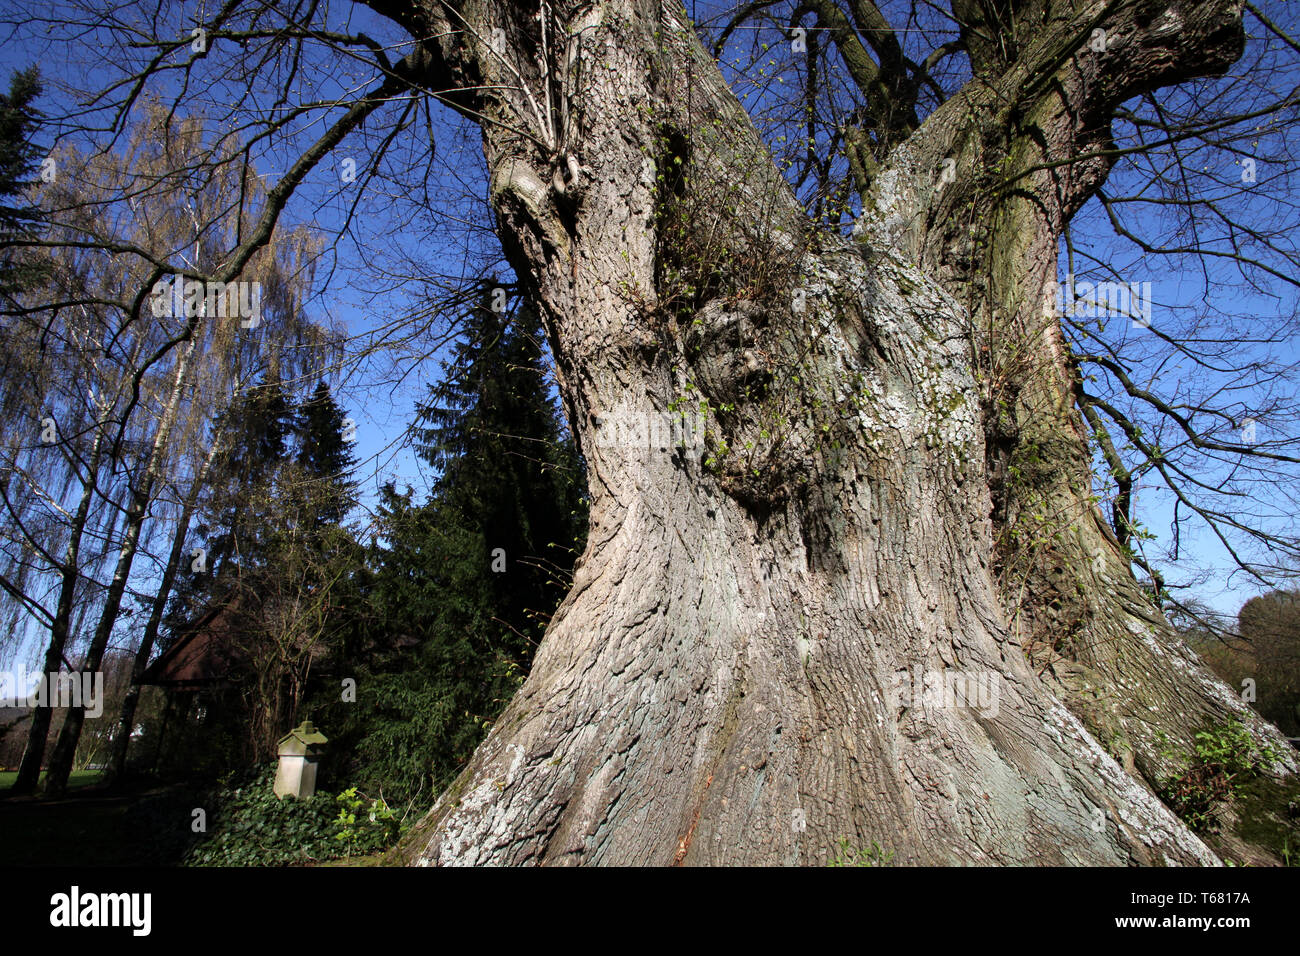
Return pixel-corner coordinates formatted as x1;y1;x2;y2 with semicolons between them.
347;0;1295;865
862;0;1296;842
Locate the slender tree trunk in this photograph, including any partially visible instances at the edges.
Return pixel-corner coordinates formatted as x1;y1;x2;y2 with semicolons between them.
373;0;1292;864
105;444;216;782
43;325;201;795
12;311;154;793
11;428;108;795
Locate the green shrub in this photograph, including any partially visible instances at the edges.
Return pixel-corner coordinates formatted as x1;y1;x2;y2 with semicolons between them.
184;766;402;866
1158;718;1285;834
304;656;498;810
333;787;400;856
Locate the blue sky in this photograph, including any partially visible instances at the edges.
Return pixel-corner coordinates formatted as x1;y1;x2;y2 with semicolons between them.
0;0;1295;675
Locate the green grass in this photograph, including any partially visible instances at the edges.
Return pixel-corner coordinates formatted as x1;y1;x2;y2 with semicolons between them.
0;773;201;865
0;770;135;866
0;769;104;791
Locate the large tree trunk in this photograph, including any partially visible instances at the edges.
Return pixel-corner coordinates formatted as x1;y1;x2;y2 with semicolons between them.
379;0;1292;864
869;0;1295;796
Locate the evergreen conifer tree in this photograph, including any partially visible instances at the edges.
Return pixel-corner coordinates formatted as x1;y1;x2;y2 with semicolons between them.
163;374;296;644
306;289;587;803
294;380;359;530
414;289;586;658
0;67;45;298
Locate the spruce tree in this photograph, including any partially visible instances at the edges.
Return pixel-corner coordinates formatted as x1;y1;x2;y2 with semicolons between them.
0;67;43;298
294;380;359;529
208;373;295;576
414;289;587;659
163;374;296;643
306;290;588;803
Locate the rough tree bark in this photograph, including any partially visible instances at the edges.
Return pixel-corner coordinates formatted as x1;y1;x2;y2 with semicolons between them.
875;0;1288;807
367;0;1292;864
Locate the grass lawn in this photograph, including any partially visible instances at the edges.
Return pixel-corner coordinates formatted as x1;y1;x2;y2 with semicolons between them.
0;772;199;865
0;769;104;791
0;794;135;865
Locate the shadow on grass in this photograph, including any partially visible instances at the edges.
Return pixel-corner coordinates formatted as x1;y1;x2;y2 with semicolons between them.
0;772;208;866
